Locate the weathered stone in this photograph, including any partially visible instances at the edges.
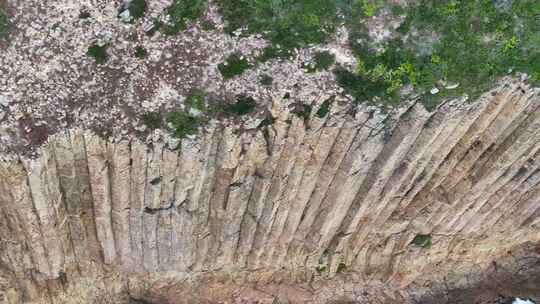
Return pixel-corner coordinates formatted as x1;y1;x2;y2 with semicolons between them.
0;80;540;303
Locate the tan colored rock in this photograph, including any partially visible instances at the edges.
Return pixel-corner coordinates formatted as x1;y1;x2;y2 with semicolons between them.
1;80;540;303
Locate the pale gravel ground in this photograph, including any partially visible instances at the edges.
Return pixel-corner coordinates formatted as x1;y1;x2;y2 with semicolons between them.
0;0;362;157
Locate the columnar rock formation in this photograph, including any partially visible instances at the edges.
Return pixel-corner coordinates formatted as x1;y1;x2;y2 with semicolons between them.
1;79;540;303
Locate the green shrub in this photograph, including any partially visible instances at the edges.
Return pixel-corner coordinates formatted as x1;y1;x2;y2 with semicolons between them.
218;53;251;79
316;98;332;118
134;46;147;58
166;111;201;138
218;0;341;61
223;95;256;115
0;8;9;37
312;51;335;72
411;234;432;248
87;44;108;64
128;0;147;21
142;112;162;130
161;0;206;34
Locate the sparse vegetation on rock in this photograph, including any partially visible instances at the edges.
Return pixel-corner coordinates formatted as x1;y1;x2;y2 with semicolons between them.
218;53;251;79
141;112;162;130
222;95;256;115
339;0;540;109
134;46;147;58
87;44;108;64
411;234;432;248
218;0;340;61
0;8;9;37
161;0;206;34
306;50;335;73
166;111;201;138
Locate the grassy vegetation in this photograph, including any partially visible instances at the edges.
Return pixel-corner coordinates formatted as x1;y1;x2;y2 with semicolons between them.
338;0;540;109
218;0;341;61
134;46;147;58
218;53;251;79
161;0;206;34
87;44;108;64
411;234;432;248
0;8;9;37
305;50;336;72
222;95;256;115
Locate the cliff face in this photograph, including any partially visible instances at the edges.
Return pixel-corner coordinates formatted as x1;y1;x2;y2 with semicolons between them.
1;79;540;303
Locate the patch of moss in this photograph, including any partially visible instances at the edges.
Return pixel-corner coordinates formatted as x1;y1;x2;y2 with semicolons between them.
141;112;162;130
411;234;432;248
87;44;108;64
222;96;256;116
161;0;206;35
218;53;251;79
166;111;201;138
134;46;147;58
0;8;9;37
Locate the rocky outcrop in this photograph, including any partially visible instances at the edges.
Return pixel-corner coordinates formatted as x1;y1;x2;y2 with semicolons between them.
1;79;540;303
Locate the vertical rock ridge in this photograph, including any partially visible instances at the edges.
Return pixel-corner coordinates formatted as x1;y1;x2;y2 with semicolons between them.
142;140;163;272
110;140;133;269
52;133;90;273
157;147;179;271
129;140;148;271
193;125;222;271
235;109;292;268
23;156;66;278
71;130;102;268
86;134;117;265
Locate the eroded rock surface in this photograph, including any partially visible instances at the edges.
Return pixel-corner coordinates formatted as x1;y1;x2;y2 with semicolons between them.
0;79;539;303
